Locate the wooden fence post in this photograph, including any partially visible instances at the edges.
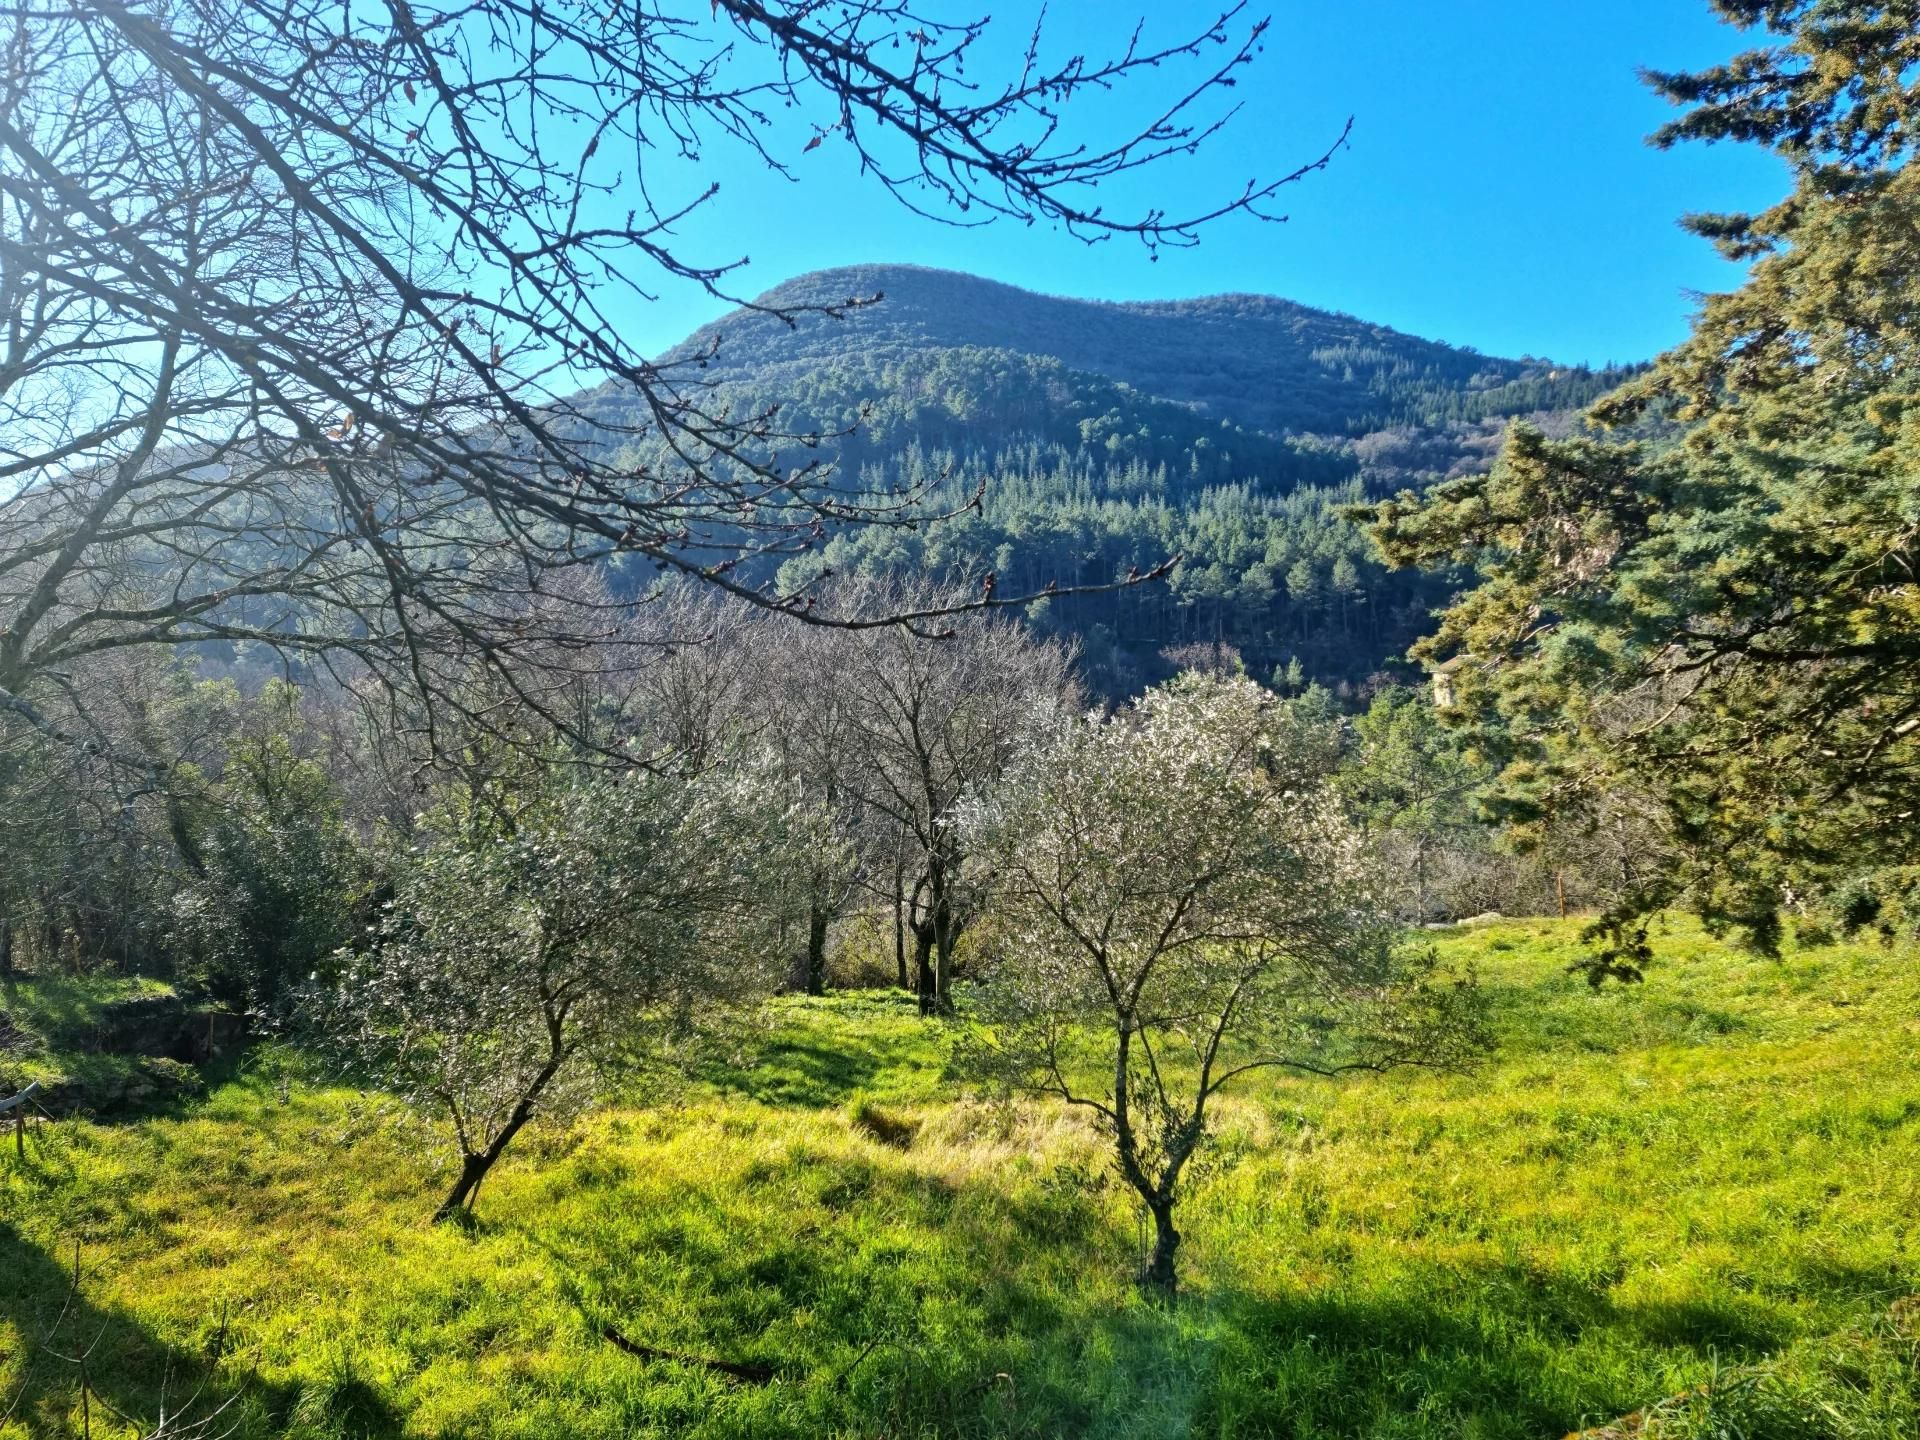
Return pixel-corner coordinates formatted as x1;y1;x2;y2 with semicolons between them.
2;1081;43;1158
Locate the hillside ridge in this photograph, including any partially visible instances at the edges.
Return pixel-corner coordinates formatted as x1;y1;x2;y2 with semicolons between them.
663;262;1605;439
622;262;1636;692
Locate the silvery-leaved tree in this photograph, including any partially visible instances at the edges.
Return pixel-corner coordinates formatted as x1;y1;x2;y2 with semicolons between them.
964;675;1485;1293
0;0;1342;775
330;756;819;1221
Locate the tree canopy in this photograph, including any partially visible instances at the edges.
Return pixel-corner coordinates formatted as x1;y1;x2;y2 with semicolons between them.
0;0;1307;770
331;757;813;1221
963;675;1484;1291
1363;0;1920;953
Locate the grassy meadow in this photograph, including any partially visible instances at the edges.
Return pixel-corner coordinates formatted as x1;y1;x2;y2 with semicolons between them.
2;916;1918;1438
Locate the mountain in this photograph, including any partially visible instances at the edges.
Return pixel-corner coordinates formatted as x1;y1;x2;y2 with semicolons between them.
626;265;1633;696
664;264;1624;442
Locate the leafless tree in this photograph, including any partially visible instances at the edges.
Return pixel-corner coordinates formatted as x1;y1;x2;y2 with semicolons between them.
572;579;1075;1003
828;577;1077;1013
621;584;775;772
753;614;868;993
0;0;1338;779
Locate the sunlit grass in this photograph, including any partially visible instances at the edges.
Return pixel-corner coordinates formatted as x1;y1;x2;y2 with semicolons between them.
1;974;200;1111
1;917;1916;1437
1;973;177;1063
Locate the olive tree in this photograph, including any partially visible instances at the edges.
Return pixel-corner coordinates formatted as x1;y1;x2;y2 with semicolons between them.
964;676;1485;1293
332;757;813;1221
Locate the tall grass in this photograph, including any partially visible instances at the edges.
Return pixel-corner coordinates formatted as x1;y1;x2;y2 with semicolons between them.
1;918;1915;1437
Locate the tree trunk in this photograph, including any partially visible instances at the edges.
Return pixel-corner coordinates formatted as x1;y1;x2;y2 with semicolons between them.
911;923;936;1016
931;906;957;1016
920;865;958;1016
436;1150;496;1223
1142;1198;1181;1296
433;1049;565;1223
894;901;908;991
893;848;909;990
62;913;83;983
801;903;829;997
0;916;12;982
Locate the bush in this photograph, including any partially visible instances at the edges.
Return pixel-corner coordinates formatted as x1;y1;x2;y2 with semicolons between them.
165;683;365;1014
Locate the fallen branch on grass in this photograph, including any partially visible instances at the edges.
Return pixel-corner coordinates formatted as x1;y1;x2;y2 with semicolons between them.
600;1324;776;1385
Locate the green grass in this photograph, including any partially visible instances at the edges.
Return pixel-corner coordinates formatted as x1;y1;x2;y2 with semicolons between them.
1;918;1917;1438
1;973;176;1052
1;975;208;1114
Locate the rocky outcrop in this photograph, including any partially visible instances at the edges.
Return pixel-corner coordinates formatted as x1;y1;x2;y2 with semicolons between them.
0;990;246;1119
81;994;248;1064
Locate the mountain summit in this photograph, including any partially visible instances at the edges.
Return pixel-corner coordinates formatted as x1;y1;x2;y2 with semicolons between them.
665;263;1614;440
633;264;1632;692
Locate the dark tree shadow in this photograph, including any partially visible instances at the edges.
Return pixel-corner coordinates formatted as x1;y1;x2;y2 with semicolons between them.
1197;1256;1818;1439
694;1037;896;1107
0;1224;400;1438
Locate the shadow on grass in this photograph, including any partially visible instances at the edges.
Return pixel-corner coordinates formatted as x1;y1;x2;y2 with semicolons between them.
1198;1259;1815;1440
540;1151;1160;1437
534;1138;1826;1440
0;1224;400;1439
687;989;952;1109
697;1038;939;1110
698;1036;892;1107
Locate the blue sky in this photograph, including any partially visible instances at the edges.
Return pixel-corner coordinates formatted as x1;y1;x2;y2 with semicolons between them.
626;2;1787;368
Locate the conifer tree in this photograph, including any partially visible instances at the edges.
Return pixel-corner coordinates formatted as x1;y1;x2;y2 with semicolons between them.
1363;1;1920;953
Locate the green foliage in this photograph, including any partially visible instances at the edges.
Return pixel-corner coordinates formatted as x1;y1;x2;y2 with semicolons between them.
168;681;363;1013
690;992;951;1108
611;265;1630;693
1826;865;1920;944
1361;4;1920;948
0;670;369;1001
1575;1307;1920;1439
0;714;176;978
0;974;188;1110
326;757;816;1215
771;468;1459;694
0;973;176;1053
964;675;1485;1289
1339;688;1494;917
663;265;1630;442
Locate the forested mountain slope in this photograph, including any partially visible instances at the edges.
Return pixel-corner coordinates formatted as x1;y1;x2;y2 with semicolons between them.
621;266;1634;693
665;265;1623;439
